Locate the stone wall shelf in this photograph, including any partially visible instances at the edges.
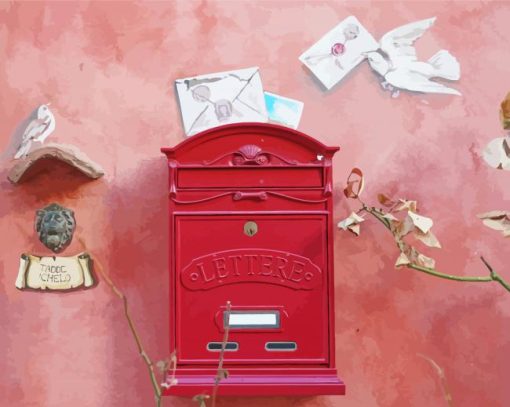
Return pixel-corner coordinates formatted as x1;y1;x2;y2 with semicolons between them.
7;143;105;184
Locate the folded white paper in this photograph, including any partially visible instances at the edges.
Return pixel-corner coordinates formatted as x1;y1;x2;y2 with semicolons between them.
299;16;379;90
176;67;268;136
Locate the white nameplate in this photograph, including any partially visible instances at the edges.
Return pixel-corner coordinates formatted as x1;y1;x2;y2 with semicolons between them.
226;311;279;328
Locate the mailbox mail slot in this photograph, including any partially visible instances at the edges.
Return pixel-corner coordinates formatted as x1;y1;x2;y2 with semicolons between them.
161;123;345;396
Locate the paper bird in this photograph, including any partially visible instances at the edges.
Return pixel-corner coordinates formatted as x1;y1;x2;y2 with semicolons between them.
14;104;56;159
365;17;461;98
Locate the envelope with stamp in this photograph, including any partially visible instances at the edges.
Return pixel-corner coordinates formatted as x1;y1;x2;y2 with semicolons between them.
176;67;268;136
299;16;379;90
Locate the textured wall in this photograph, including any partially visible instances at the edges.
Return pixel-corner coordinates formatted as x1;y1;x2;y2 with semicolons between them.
0;1;509;406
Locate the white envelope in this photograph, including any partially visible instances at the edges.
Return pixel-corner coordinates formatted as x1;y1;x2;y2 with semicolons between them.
175;67;268;136
299;16;379;90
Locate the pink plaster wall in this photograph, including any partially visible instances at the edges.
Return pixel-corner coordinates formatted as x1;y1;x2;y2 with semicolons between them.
0;1;509;406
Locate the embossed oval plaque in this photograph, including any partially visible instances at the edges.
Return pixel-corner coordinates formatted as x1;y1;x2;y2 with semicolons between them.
181;248;322;291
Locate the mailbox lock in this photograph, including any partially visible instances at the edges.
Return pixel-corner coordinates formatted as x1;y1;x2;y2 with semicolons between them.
244;221;258;237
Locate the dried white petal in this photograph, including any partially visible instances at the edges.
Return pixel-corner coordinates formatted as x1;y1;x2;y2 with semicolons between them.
477;210;508;219
414;230;442;248
382;213;398;221
482;219;509;231
482;136;510;171
395;199;418;212
337;212;364;230
348;224;361;236
395;214;415;238
408;211;434;234
416;253;435;268
395;252;411;267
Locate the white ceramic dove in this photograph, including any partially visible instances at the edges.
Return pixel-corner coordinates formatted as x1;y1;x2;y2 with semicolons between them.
365;17;461;97
14;104;56;159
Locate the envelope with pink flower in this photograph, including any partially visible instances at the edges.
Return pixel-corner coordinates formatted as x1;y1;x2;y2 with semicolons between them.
299;16;379;90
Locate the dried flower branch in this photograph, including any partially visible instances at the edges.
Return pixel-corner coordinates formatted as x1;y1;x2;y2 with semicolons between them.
79;239;163;407
211;301;232;407
80;238;231;407
159;350;178;390
417;353;453;407
338;169;510;293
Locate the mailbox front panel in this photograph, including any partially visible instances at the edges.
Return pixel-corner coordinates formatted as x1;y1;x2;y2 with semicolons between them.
162;123;345;396
175;213;329;364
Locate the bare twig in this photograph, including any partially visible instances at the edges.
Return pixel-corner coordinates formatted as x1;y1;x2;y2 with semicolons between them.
79;239;162;407
160;350;178;391
417;353;453;407
193;395;210;407
168;351;178;388
211;301;232;407
481;256;510;291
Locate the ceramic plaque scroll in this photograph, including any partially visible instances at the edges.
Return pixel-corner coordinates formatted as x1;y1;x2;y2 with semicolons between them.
15;252;94;291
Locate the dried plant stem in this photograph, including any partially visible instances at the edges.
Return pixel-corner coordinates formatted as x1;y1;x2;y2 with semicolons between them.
79;240;162;407
211;301;232;407
167;351;178;389
480;256;510;291
417;353;453;407
359;205;510;293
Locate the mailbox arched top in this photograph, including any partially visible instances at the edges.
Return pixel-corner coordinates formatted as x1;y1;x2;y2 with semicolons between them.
161;123;339;166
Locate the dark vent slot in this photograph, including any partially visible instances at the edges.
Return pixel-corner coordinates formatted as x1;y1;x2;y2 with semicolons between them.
207;342;239;352
265;341;297;351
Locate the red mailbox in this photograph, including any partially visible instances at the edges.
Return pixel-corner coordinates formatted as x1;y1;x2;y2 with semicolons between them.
161;123;345;396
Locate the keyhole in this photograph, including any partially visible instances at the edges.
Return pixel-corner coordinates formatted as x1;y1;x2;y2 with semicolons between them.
244;221;258;237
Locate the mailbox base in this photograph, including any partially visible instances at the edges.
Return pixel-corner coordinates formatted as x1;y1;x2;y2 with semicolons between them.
162;368;345;396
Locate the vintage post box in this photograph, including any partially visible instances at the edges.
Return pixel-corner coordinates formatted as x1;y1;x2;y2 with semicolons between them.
161;123;345;396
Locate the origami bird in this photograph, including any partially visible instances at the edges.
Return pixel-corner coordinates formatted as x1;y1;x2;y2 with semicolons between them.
365;17;461;98
14;104;56;159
